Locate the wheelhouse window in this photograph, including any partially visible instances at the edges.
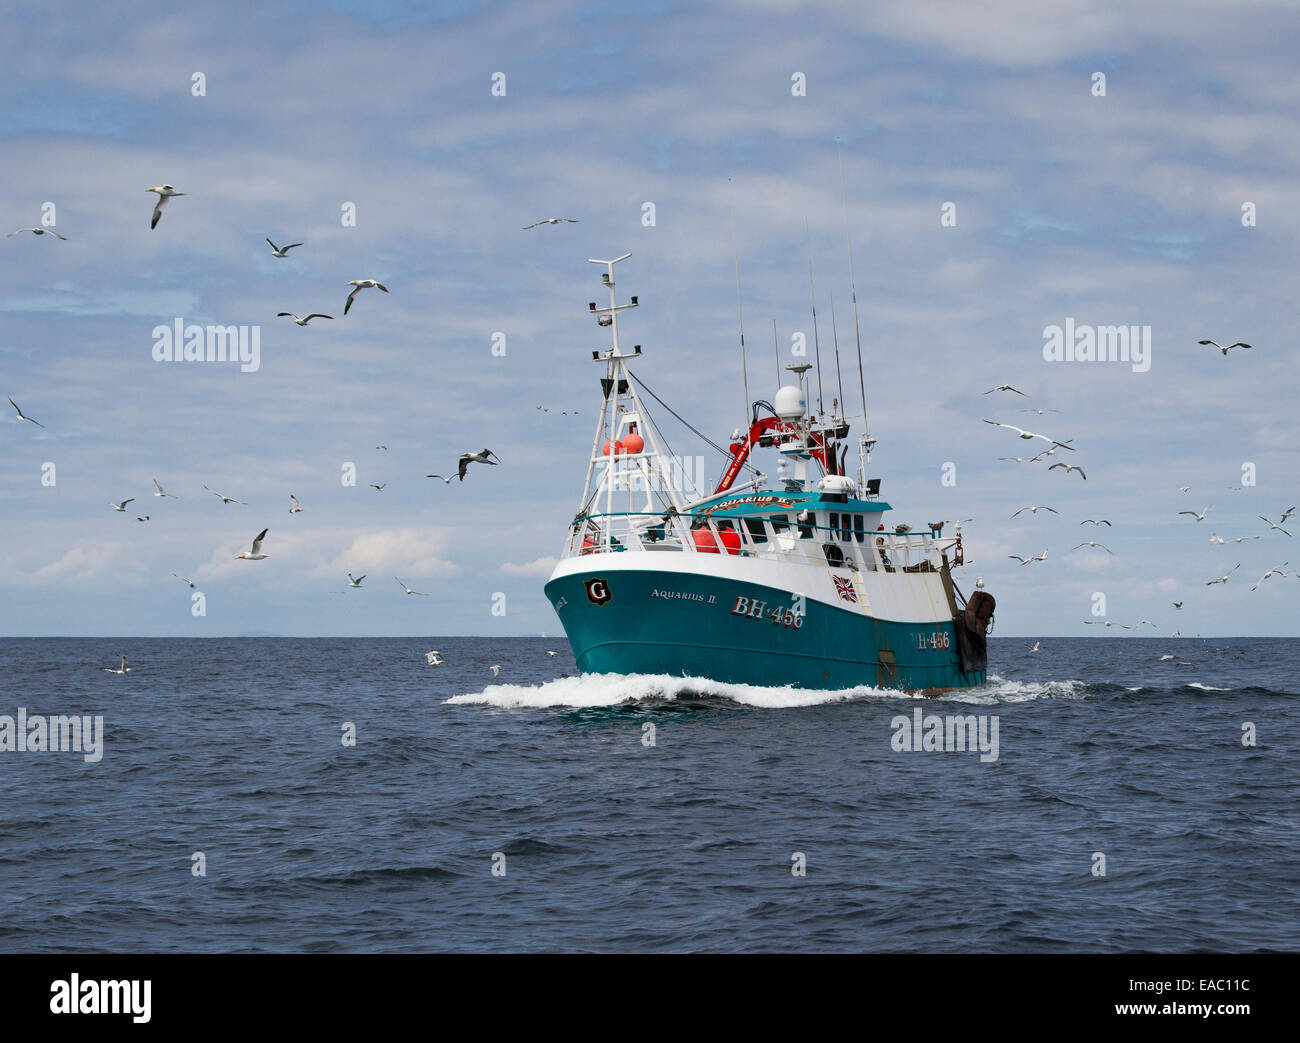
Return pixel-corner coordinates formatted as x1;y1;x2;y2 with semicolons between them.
854;514;865;542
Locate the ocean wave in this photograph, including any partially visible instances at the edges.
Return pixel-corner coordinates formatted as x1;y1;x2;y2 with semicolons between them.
445;672;1095;709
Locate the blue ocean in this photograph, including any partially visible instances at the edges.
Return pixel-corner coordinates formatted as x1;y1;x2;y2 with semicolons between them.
1;636;1296;953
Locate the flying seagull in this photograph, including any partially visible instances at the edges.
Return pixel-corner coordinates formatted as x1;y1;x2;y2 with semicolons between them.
1198;339;1251;355
998;457;1037;463
396;577;428;596
344;279;388;315
1020;408;1059;415
203;484;246;505
1049;462;1087;480
152;479;178;499
236;529;269;560
7;227;67;240
523;218;579;229
110;498;134;512
1231;535;1261;543
1011;506;1058;517
1173;601;1183;609
1080;519;1112;526
266;238;303;257
347;573;365;588
1084;620;1131;628
426;651;444;665
136;515;150;522
1209;532;1225;544
431;449;503;482
288;495;303;514
1027;641;1040;652
370;483;386;491
1259;515;1292;536
982;385;1026;396
1205;564;1241;585
103;656;131;674
1251;564;1290;591
1179;507;1210;522
277;312;333;326
146;185;185;229
1071;541;1113;554
490;664;502;676
8;397;43;427
1280;507;1297;524
1008;549;1048;565
983;420;1074;449
171;571;196;589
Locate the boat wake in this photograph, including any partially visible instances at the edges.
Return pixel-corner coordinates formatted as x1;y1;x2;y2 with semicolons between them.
445;672;1093;709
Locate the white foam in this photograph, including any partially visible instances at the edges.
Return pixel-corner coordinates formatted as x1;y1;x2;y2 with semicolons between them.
446;671;1093;709
1187;681;1230;691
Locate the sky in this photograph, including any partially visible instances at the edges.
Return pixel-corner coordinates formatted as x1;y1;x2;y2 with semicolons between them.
1;0;1297;637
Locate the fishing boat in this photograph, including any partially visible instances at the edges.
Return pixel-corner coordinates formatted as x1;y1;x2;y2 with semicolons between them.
543;253;995;692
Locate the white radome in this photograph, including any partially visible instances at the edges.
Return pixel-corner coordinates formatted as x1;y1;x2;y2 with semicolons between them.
773;385;806;420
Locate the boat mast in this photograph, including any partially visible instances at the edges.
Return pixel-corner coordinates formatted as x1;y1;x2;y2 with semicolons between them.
805;217;825;418
729;179;754;484
837;140;873;483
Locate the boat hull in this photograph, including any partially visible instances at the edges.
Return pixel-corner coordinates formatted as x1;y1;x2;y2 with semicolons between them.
544;564;986;692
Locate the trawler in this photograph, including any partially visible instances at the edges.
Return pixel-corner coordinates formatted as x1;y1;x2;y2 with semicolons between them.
544;254;995;692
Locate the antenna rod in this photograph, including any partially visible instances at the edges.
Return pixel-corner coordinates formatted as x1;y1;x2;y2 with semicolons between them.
729;178;752;481
804;217;825;416
837;139;869;440
828;285;845;420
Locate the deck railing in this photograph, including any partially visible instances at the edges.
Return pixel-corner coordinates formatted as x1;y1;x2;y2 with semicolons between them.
563;511;957;572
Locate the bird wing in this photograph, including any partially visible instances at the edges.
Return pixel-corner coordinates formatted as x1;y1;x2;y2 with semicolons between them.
151;199;164;229
485;449;502;463
457;457;470;480
250;529;268;554
344;287;360;314
305;314;333;321
375;283;388;292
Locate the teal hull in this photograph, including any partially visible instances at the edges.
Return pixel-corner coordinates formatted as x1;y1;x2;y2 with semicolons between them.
544;568;987;692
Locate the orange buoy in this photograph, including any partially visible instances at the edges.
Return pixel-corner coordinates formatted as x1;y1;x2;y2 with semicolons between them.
603;440;626;456
691;529;720;553
622;432;644;454
719;527;742;555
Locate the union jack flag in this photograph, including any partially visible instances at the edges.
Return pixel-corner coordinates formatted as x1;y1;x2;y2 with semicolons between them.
832;574;858;603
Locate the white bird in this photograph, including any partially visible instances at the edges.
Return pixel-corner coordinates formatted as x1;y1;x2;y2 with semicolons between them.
432;448;502;482
1049;462;1087;480
1198;339;1251;355
490;664;501;676
1259;515;1292;536
1159;654;1175;661
102;656;130;674
523;218;579;229
7;226;67;240
545;650;557;656
982;385;1026;396
8;397;43;427
347;573;365;587
1251;564;1290;591
1011;506;1057;517
152;478;178;499
204;484;246;505
1029;442;1074;460
1231;535;1261;543
426;473;454;484
1080;519;1111;526
1020;408;1058;415
370;483;386;491
266;238;303;257
1179;507;1210;522
983;419;1074;449
1208;532;1225;544
146;185;185;229
998;456;1037;463
289;494;303;514
277;312;333;326
1205;564;1241;585
975;576;985;589
1008;549;1048;565
1281;507;1297;524
1071;541;1113;554
171;571;196;589
344;279;388;315
426;652;444;666
1084;620;1130;628
1178;486;1191;492
396;577;428;596
236;528;269;560
1027;641;1040;652
110;498;134;512
1136;619;1157;629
